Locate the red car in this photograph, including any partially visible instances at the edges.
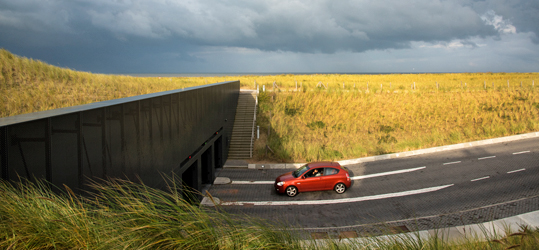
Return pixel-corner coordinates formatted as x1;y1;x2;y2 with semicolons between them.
274;162;351;197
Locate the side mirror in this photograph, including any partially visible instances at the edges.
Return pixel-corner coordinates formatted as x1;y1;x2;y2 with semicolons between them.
301;175;305;179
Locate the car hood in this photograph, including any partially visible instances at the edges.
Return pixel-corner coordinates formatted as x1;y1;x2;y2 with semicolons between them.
275;171;296;182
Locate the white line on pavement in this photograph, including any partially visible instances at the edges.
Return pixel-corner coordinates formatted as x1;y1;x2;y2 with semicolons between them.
507;168;526;174
220;184;454;206
228;166;427;184
351;166;426;180
513;151;530;155
478;156;496;160
443;161;461;165
231;181;274;184
471;176;490;182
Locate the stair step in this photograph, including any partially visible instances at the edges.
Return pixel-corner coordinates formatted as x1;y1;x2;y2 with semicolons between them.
228;151;251;155
227;93;258;159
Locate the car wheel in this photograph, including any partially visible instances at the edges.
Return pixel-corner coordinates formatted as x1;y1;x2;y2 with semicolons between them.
334;183;346;194
286;186;298;197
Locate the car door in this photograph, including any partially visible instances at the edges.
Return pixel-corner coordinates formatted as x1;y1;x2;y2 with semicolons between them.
299;169;322;191
321;167;340;189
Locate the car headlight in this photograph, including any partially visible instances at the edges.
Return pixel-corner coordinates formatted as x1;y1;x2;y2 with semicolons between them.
276;181;284;186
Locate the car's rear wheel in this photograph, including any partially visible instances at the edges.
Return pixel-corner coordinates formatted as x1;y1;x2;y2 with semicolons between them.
286;186;298;197
334;183;346;194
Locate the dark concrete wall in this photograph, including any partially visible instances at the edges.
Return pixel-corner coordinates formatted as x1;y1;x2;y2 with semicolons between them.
0;81;239;191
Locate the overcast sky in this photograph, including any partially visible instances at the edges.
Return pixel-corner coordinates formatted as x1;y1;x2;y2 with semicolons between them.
1;0;538;74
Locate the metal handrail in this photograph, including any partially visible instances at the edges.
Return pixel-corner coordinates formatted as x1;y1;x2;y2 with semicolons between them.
250;89;259;158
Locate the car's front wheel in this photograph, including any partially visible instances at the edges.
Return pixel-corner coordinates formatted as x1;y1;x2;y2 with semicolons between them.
286;186;298;197
334;183;347;194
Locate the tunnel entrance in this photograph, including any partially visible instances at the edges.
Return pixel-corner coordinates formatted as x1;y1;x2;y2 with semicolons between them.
214;136;223;169
182;160;199;202
201;148;213;185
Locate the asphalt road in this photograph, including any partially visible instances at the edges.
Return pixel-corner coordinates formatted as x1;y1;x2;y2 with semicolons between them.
208;137;539;234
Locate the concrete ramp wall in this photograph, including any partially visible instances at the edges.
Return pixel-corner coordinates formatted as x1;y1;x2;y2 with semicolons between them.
0;81;239;193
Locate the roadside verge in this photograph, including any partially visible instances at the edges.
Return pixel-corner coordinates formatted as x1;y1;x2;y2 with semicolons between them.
223;131;539;169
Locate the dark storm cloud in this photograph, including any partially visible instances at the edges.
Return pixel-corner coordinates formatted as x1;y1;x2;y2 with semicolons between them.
0;0;537;73
76;0;500;53
0;0;503;52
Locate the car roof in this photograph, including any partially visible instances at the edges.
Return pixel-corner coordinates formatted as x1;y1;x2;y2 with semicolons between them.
307;161;341;168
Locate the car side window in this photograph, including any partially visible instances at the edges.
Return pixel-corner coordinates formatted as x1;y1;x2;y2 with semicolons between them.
324;167;339;176
305;168;323;177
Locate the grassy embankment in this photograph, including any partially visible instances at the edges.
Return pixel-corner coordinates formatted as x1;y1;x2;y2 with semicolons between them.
0;48;215;117
250;74;539;162
0;178;300;249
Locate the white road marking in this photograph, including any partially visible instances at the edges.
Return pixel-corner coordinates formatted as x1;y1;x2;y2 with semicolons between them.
471;176;490;182
231;181;274;184
443;161;461;165
351;166;426;180
220;184;454;206
513;151;530;155
478;156;496;160
507;168;526;174
228;166;427;184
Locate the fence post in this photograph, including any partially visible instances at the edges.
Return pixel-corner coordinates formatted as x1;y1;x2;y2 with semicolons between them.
263;85;265;92
268;111;271;137
257;126;259;139
254;80;256;89
343;82;345;89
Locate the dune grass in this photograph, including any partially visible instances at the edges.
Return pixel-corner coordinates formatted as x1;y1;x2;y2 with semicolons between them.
0;48;213;117
2;48;538;118
254;88;539;162
0;177;300;249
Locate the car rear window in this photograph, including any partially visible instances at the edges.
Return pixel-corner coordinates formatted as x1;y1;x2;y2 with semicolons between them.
324;167;339;176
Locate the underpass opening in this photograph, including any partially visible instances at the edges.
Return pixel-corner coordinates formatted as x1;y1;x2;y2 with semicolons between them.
201;147;213;185
214;136;223;169
182;159;200;203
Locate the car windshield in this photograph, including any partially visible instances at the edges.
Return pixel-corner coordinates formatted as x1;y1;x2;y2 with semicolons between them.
293;164;310;178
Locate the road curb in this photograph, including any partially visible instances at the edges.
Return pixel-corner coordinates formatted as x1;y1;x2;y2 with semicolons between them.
308;210;539;246
245;131;539;169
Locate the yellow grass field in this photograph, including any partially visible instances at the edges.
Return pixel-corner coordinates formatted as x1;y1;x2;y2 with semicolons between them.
254;89;539;162
2;48;538;162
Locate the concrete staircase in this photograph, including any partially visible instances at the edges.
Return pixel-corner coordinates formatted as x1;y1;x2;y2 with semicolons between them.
228;90;257;159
